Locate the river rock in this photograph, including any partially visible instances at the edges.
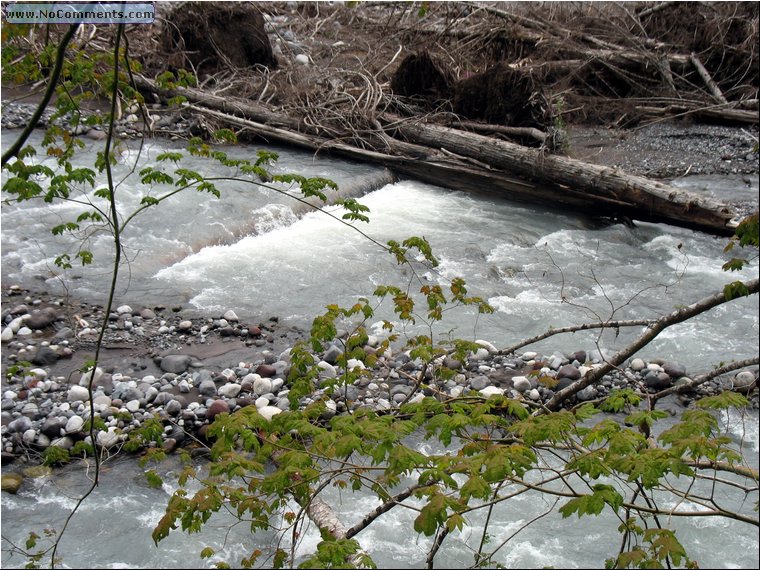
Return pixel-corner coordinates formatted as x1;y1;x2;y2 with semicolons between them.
1;473;23;494
206;399;230;421
97;427;120;448
733;371;756;388
160;354;193;373
164;399;183;416
65;415;84;434
218;383;242;399
50;436;73;450
557;364;581;380
79;367;103;387
26;307;59;329
323;344;343;364
644;371;672;390
512;376;532;392
662;361;686;378
629;358;647;371
469;347;490;361
316;361;337;378
67;385;90;403
570;350;587;364
255;364;277;378
198;379;218;397
31;346;60;365
53;327;74;341
253;376;273;395
22;429;37;445
576;386;598;401
258;405;283;420
23;465;52;478
41;417;65;438
479;386;505;398
470;375;489;391
111;384;141;402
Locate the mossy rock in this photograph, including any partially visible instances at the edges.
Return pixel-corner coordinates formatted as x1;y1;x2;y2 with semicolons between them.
1;472;24;494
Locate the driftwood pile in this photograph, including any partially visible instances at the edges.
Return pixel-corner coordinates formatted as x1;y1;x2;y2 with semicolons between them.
14;2;760;234
130;1;759;235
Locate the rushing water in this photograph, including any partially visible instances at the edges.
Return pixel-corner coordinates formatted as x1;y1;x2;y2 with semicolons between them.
2;131;758;369
1;407;758;569
1;130;759;568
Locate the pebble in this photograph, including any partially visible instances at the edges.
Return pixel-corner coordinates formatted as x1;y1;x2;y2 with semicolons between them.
0;287;757;467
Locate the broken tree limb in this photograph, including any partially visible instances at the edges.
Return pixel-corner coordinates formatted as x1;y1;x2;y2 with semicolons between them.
635;104;759;125
135;75;739;235
690;53;729;105
637;1;680;19
650;357;759;405
268;450;373;568
187;103;601;212
538;278;760;412
389;117;738;234
498;318;656;356
444;118;548;145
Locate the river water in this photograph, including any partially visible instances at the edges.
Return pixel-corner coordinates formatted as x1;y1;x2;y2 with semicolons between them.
1;407;758;569
2;131;758;368
1;130;758;568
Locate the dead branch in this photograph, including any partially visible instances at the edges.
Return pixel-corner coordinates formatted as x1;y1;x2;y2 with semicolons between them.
498;318;656;356
650;357;760;404
690;53;729;104
538;278;760;412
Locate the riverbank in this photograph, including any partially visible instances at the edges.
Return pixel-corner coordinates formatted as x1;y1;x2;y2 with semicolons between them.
2;96;759;479
1;278;758;479
2;105;757;472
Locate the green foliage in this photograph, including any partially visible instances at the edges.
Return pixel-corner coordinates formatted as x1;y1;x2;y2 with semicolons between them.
123;418;165;453
298;537;373;569
70;441;94;458
145;469;164;489
599;388;642;413
42;446;71;466
723;280;751;300
559;484;624;518
3;21;756;570
5;360;32;381
608;522;694;569
6;528;60;570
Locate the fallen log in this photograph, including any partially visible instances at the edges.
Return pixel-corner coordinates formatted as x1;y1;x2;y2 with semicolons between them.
635;104;759;125
690;53;728;105
187;104;707;222
389;118;738;235
134;75;739;236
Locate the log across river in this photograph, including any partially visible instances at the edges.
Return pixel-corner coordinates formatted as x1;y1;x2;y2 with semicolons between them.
135;75;740;236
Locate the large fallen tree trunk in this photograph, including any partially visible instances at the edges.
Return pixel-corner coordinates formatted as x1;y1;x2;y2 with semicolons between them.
389;118;738;234
134;75;739;236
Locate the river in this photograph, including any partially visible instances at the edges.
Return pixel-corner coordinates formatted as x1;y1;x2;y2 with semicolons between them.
1;130;758;568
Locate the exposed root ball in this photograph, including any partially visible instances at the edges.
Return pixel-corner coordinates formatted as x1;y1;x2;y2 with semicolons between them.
453;63;551;128
390;51;454;104
159;2;277;77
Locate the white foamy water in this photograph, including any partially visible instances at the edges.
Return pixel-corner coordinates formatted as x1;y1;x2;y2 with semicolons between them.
3;132;757;370
2;130;758;568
